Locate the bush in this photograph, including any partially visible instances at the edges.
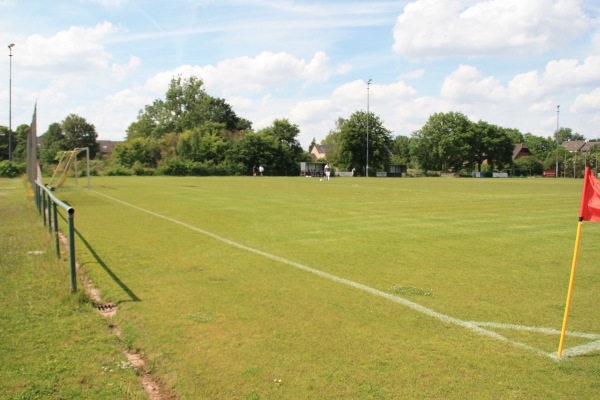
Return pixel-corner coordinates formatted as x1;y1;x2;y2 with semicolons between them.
158;158;191;176
133;161;155;176
0;160;26;178
513;156;544;176
106;165;133;176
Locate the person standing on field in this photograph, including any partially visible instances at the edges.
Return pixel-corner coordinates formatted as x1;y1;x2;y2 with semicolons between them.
324;163;331;181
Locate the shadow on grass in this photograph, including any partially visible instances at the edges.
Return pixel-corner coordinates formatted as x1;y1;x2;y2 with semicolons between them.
75;228;141;303
54;206;140;303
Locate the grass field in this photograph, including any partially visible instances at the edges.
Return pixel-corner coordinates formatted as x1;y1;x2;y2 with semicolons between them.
0;178;147;400
10;176;600;398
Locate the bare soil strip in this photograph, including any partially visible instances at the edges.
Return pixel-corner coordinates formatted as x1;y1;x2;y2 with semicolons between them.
59;232;176;399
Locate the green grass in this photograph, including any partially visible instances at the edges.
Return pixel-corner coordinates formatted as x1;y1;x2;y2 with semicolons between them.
12;176;600;398
0;178;146;400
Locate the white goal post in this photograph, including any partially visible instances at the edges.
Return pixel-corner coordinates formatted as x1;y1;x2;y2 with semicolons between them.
47;147;91;190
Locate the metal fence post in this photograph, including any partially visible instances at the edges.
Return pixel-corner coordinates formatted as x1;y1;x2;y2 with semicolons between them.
67;208;76;292
47;199;53;234
34;181;77;293
53;202;60;258
42;190;47;226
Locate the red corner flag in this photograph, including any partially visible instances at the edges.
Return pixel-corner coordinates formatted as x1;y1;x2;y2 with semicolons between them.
558;166;600;359
580;167;600;222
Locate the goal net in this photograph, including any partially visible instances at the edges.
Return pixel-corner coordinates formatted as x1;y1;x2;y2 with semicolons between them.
503;168;532;178
47;148;90;190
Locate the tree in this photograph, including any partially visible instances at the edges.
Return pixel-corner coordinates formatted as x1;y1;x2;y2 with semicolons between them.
113;137;161;168
127;75;251;140
411;112;472;173
228;132;278;175
503;128;524;144
126;112;158;140
390;135;411;165
523;133;555;160
308;137;317;153
175;123;229;164
39;123;65;165
555;127;584;144
12;124;30;162
469;121;514;172
336;111;392;175
0;126;8;161
513;156;543;176
320;117;346;165
61;114;99;158
258;119;304;175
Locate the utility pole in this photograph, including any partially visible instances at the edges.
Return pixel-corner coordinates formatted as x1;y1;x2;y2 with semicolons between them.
366;79;371;177
8;43;14;166
555;105;560;178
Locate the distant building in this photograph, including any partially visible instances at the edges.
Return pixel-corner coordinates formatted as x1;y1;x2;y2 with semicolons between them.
310;144;330;160
560;140;586;152
98;140;122;155
35;137;123;156
512;143;532;160
580;141;600;153
560;140;600;153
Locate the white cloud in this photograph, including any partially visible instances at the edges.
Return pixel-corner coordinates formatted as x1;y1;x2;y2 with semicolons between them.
543;55;600;86
21;22;119;70
572;87;600;112
440;54;600;106
441;64;506;101
399;69;425;80
393;0;593;59
143;51;350;98
86;0;127;7
111;55;141;81
290;99;334;123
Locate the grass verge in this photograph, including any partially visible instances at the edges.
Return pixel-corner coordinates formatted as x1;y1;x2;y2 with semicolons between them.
0;177;146;400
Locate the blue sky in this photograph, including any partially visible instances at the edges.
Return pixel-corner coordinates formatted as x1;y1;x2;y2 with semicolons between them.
1;0;599;149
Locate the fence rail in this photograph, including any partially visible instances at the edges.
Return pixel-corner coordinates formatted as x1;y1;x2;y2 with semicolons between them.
34;180;77;292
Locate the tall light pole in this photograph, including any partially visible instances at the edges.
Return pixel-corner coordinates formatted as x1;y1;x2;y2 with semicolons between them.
555;105;560;178
8;43;14;166
366;79;371;178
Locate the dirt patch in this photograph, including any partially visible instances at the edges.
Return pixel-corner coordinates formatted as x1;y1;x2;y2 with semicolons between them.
62;231;177;400
109;325;174;400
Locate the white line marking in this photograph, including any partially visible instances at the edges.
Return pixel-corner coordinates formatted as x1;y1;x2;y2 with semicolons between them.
92;190;599;360
554;339;600;358
471;322;600;340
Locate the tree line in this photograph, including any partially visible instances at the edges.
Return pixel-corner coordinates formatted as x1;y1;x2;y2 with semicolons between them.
1;74;595;177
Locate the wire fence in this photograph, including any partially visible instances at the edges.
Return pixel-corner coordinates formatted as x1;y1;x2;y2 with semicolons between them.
34;180;77;292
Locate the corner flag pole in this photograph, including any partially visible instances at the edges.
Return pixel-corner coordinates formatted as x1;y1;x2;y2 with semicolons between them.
557;218;583;359
557;167;592;359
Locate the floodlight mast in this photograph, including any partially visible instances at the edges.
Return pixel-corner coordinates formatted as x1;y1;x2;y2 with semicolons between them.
555;105;560;178
8;43;14;166
366;79;372;178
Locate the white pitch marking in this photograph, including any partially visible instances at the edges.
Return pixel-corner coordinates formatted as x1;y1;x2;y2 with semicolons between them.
470;322;600;340
554;339;600;358
93;190;599;360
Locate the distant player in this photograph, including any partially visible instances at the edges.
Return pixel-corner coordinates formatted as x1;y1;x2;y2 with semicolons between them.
324;163;331;181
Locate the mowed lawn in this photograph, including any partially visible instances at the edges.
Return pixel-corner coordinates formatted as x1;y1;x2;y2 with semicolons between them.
52;176;600;399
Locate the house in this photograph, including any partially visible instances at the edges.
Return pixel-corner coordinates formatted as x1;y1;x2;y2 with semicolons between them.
512;143;532;160
35;137;122;156
561;140;586;152
580;141;600;153
310;144;330;161
98;140;122;155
